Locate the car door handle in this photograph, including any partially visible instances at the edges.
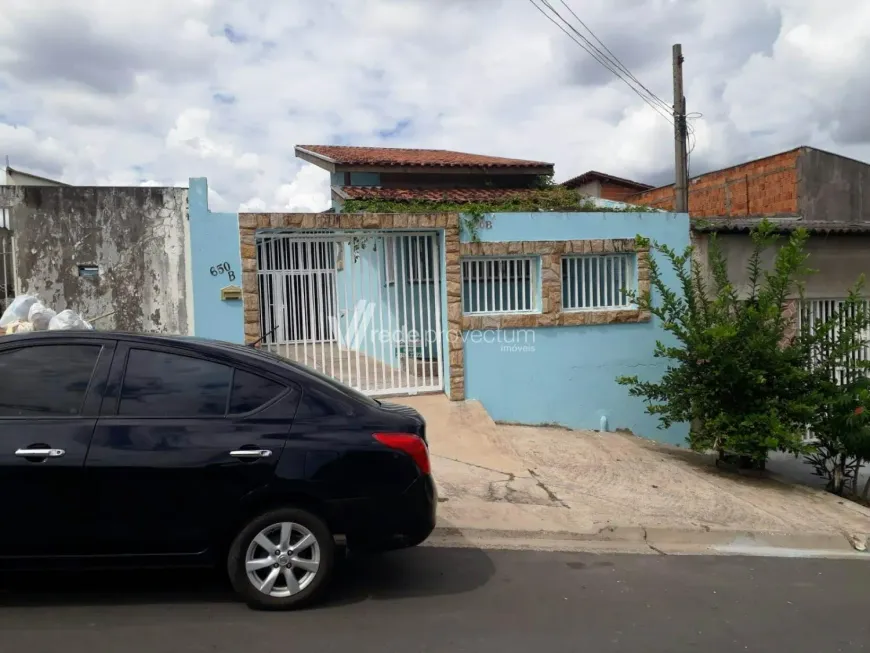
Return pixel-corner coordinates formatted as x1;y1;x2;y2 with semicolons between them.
15;448;65;458
229;449;273;459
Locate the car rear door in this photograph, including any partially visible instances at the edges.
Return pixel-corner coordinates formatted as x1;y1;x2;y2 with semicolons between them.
84;342;301;556
0;338;115;558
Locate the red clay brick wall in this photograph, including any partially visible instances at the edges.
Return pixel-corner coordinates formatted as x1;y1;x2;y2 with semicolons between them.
599;182;644;202
627;149;801;217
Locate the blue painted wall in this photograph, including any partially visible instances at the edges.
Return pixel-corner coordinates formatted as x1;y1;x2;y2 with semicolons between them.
328;171;382;187
335;236;439;367
460;211;690;445
349;172;381;186
188;178;244;344
335;241;399;365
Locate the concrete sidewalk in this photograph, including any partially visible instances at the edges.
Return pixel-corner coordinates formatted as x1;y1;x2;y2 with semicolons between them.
399;395;870;557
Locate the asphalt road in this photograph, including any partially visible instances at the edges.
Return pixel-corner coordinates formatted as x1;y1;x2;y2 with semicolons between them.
1;547;869;653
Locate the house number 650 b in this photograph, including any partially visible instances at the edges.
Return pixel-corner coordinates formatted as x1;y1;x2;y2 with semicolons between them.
210;262;236;282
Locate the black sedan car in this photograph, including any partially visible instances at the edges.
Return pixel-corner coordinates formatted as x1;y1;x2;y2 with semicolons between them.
0;331;436;609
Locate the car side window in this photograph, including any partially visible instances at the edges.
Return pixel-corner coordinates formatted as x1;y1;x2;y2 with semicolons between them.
294;385;342;419
118;348;232;418
0;344;102;417
228;369;288;414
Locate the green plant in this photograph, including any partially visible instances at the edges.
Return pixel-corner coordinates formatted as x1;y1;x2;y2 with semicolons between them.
341;186;660;242
805;377;870;496
617;221;825;468
802;287;870;495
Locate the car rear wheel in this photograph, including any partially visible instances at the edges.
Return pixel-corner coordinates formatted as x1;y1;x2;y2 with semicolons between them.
227;507;335;610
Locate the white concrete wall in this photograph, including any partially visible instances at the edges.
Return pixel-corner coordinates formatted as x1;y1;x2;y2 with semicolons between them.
2;167;66;187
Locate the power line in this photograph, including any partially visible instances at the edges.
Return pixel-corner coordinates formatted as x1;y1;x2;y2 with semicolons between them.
527;0;674;125
534;0;673;121
550;0;672;115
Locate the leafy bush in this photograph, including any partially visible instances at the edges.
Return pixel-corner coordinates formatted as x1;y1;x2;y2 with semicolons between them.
803;290;870;495
618;221;868;470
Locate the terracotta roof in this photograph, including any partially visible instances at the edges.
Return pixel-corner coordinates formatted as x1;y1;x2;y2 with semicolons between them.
561;170;652;190
297;145;553;169
334;186;539;203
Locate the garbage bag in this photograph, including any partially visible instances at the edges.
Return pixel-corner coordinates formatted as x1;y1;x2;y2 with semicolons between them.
0;295;38;328
27;302;57;331
48;309;93;331
5;320;33;334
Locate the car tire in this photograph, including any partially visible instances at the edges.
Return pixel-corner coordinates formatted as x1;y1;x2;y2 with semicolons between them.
227;507;335;611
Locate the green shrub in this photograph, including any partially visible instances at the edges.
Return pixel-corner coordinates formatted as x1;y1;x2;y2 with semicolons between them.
618;221;868;470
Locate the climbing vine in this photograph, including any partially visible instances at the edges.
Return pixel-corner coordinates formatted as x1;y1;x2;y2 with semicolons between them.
342;185;659;242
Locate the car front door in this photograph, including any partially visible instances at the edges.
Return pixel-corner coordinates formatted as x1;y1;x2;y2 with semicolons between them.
84;343;300;557
0;339;115;559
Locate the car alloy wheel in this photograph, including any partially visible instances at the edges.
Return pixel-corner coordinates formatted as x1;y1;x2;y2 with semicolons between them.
244;521;321;598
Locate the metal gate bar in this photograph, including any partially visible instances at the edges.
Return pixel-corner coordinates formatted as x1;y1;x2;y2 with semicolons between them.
256;230;444;396
800;297;870;441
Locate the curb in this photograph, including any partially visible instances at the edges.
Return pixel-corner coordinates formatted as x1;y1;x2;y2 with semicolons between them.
426;525;870;559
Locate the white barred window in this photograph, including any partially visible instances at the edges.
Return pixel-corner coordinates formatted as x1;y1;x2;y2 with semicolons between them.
462;257;537;314
561;254;636;310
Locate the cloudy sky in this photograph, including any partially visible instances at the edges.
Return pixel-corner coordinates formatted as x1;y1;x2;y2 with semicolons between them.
1;0;867;212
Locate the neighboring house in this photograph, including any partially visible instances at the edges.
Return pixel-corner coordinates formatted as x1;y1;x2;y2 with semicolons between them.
294;145;555;211
1;165;68;187
627;146;870;305
561;170;652;202
0;165;63;308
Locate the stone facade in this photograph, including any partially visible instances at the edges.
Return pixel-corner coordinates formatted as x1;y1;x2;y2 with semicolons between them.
238;214;650;403
459;238;651;330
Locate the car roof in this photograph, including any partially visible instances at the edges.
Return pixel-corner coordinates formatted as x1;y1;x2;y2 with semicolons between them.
1;331;379;406
0;331;273;367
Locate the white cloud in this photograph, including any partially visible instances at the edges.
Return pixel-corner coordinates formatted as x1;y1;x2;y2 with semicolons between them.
0;0;868;209
273;164;331;213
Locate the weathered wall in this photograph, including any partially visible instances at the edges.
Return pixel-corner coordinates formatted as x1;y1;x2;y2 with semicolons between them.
2;185;189;333
798;148;870;224
692;231;870;299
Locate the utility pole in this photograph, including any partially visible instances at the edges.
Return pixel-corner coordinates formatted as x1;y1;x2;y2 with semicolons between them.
672;44;689;213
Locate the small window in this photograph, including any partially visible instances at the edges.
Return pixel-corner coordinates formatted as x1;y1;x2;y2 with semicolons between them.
0;345;102;417
118;349;232;417
562;254;636;311
229;369;286;414
462;257;536;314
78;265;99;277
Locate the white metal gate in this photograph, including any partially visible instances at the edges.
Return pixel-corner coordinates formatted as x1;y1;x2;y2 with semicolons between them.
256;230;444;396
800;297;870;441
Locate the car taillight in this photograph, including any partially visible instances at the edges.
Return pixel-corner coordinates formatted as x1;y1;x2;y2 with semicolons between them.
373;433;431;475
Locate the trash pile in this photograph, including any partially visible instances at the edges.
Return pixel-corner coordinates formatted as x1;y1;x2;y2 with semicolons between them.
0;295;93;335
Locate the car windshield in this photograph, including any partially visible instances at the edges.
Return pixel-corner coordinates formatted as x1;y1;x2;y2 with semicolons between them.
215;341;380;407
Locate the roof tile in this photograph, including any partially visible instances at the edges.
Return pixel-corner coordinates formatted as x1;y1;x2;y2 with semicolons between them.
298;145;553;169
336;186;538;203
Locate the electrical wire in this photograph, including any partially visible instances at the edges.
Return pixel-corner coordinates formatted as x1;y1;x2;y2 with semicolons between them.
551;0;673;115
529;0;704;181
526;0;675;126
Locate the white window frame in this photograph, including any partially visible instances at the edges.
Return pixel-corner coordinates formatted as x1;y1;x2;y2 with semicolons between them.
561;253;636;311
461;256;538;315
